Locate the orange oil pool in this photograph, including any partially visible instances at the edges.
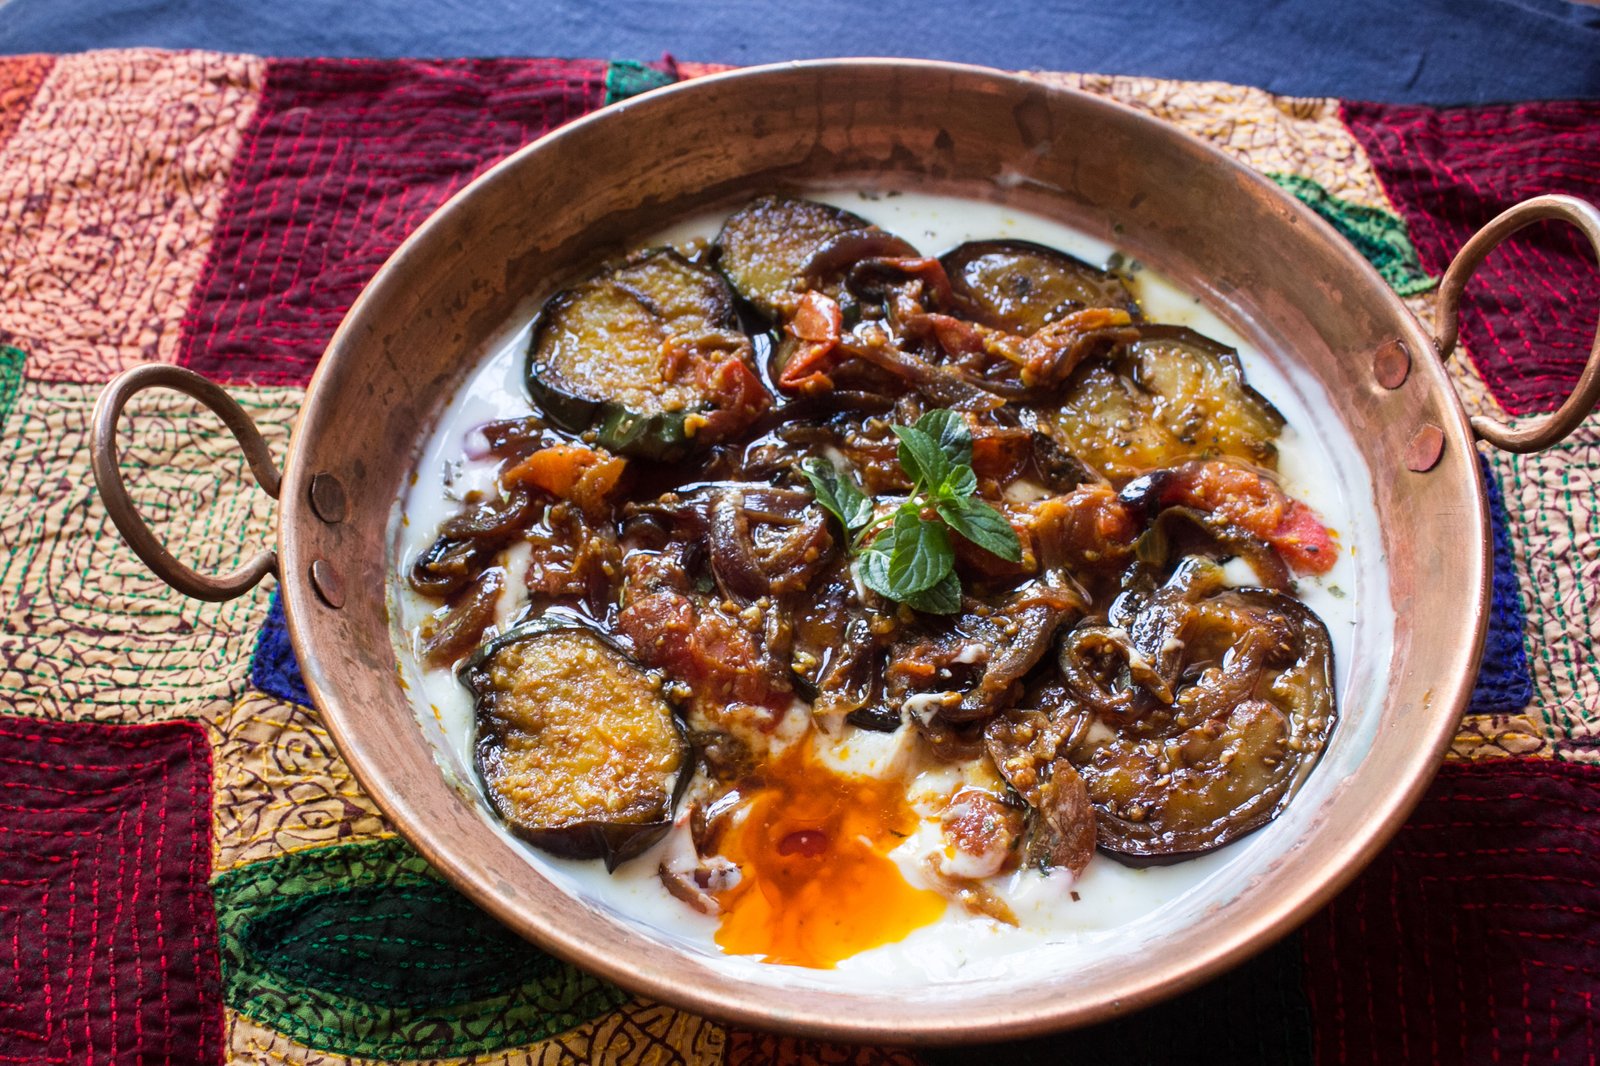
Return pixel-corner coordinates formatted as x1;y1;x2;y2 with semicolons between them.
713;740;947;968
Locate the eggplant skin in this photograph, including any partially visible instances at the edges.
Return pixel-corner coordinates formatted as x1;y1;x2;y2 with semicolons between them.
461;614;691;871
525;248;757;461
1045;323;1285;480
1121;324;1285;472
714;195;874;318
940;239;1137;333
591;405;695;463
1063;585;1336;863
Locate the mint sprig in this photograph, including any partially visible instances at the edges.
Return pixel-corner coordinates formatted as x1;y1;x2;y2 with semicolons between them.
800;456;874;534
801;409;1022;614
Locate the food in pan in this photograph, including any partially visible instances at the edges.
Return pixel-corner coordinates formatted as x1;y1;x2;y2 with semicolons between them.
396;192;1346;969
460;613;691;869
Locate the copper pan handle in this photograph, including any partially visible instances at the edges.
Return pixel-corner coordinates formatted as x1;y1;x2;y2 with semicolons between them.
1435;194;1600;454
91;364;281;602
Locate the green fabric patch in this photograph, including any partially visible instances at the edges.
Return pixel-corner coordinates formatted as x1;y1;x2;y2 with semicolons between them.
213;837;628;1057
0;346;24;435
1268;173;1438;296
605;59;675;104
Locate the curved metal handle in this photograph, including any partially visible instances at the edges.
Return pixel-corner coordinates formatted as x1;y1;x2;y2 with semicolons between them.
1435;194;1600;454
91;364;281;602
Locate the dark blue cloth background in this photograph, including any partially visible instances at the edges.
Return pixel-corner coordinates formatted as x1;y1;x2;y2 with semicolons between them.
251;591;313;709
1473;452;1534;714
3;0;1598;105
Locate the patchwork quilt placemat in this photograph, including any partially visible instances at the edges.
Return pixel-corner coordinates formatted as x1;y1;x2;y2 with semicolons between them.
1;51;1597;1065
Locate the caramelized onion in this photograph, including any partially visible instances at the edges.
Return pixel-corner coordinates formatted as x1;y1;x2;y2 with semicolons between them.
476;415;553;460
410;535;493;598
838;329;1006;410
410;488;540;599
710;490;771;601
804;233;922;288
950;587;1084;723
440;487;536;539
420;567;505;667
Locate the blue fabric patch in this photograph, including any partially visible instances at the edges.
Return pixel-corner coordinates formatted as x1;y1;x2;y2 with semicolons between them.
3;0;1598;106
1469;453;1533;714
251;590;313;708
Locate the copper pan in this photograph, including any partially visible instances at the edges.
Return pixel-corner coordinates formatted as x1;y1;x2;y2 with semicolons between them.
91;60;1600;1043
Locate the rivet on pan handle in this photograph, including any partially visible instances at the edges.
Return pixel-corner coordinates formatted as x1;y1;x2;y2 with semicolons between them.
1435;194;1600;455
91;364;281;602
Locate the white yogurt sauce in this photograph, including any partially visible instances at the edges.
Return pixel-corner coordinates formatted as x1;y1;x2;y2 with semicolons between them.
389;189;1386;984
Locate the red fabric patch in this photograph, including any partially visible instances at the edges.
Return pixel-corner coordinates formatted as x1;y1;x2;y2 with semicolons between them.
1303;760;1600;1065
1343;100;1600;416
0;717;221;1064
177;58;607;386
0;55;55;152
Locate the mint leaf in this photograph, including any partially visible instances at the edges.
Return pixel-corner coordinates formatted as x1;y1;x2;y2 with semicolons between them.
886;508;954;595
915;409;973;467
858;509;960;612
891;424;951;491
902;570;962;614
939;463;978;499
801;456;874;532
800;457;847;522
937;495;1023;562
858;527;898;600
842;490;876;531
810;408;1015;614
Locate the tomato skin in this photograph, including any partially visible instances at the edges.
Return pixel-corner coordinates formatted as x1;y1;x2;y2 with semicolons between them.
502;443;628;518
695;355;771;439
779;291;844;394
619;587;790;724
1271;500;1338;574
1161;460;1338;575
618;590;695;674
1027;484;1139;570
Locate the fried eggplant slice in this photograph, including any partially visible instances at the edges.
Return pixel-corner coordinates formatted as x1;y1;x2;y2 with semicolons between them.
940;239;1138;333
526;248;765;460
715;195;915;319
1044;325;1285;480
1129;326;1284;465
461;614;690;870
1059;581;1336;862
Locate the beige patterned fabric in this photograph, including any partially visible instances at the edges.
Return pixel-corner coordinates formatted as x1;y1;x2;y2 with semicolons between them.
1033;73;1391;208
1036;71;1504;424
213;688;393;871
1450;712;1552;760
0;376;297;721
1486;413;1600;761
225;1004;732;1065
0;50;262;383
